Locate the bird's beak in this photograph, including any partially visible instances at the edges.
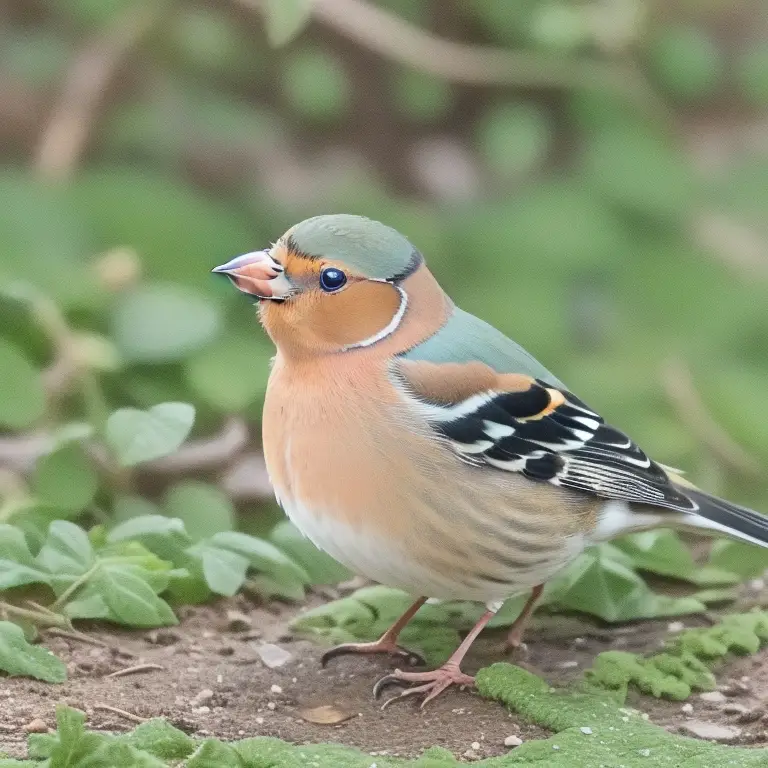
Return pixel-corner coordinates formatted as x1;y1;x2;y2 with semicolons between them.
212;251;292;300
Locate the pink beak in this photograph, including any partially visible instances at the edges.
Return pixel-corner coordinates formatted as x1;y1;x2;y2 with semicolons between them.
212;251;291;299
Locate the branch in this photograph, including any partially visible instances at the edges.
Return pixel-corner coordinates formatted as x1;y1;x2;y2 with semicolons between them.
35;2;161;181
238;0;669;121
693;212;768;283
660;358;762;478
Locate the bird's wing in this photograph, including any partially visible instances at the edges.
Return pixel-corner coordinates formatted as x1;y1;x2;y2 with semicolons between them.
394;353;697;515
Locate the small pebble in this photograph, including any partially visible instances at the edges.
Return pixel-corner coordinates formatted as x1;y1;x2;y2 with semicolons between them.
254;643;293;669
471;741;480;750
255;716;264;725
720;681;751;697
699;691;727;704
23;719;48;734
557;660;579;669
190;689;214;707
681;703;694;715
194;706;210;714
580;727;593;735
267;702;276;710
681;721;741;741
504;735;523;747
667;621;685;633
270;684;283;694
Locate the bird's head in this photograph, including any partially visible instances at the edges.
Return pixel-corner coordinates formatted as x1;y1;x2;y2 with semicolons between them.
213;214;430;356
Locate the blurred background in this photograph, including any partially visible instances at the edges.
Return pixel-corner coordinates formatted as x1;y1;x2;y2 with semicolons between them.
1;0;767;535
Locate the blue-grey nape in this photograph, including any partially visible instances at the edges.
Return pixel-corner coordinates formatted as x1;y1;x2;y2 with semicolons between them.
402;306;566;389
287;214;422;282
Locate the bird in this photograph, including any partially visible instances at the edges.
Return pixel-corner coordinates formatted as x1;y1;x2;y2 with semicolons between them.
213;214;768;708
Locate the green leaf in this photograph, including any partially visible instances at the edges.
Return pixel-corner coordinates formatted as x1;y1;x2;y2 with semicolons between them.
0;173;96;310
391;69;453;122
111;495;162;524
613;530;696;580
163;481;234;541
209;531;309;583
268;520;351;585
281;47;350;122
0;338;45;429
184;334;271;413
737;42;768;107
88;565;177;627
262;0;312;47
709;540;768;580
548;547;706;622
0;524;50;590
111;284;221;363
191;542;249;597
476;102;553;178
121;719;195;761
46;705;111;767
106;402;195;467
36;521;95;577
33;443;98;513
107;513;191;564
647;25;723;102
582;125;697;219
0;621;66;682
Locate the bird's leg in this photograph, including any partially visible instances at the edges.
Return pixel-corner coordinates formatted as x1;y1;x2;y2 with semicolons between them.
504;584;543;653
373;608;496;709
321;596;428;668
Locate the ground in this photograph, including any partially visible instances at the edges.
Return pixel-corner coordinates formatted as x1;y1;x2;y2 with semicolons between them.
1;594;767;762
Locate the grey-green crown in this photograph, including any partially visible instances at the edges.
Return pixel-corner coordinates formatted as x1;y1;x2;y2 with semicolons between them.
286;214;422;281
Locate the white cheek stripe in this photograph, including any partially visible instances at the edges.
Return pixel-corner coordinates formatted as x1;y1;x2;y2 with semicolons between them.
343;285;408;350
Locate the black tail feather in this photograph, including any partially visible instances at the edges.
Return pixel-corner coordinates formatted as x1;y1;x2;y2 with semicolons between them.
684;488;768;547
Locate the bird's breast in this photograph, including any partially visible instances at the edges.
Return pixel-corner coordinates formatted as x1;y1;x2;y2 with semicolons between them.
261;354;590;600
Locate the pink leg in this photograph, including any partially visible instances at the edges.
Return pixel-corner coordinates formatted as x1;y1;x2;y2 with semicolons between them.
321;597;428;668
505;584;543;652
373;608;496;709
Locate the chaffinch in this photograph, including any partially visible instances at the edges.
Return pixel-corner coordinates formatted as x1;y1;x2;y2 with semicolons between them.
214;214;768;707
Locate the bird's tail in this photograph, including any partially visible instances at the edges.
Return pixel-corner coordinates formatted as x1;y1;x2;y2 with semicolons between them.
675;486;768;549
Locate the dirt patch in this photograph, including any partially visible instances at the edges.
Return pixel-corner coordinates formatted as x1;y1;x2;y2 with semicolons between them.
0;597;767;761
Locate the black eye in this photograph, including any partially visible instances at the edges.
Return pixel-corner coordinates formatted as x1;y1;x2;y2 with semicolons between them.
319;267;347;292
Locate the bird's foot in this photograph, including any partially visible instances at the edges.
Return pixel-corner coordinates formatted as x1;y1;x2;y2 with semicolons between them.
373;663;475;709
321;638;425;668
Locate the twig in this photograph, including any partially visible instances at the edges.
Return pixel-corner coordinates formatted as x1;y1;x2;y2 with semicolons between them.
660;358;762;477
93;704;148;723
694;212;768;282
106;663;164;678
238;0;669;121
35;2;162;181
45;628;109;648
143;418;249;473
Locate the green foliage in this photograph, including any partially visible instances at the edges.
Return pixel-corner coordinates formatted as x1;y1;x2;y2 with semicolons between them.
476;102;553;179
646;25;723;101
111;285;221;363
281;47;350;122
0;339;45;429
0;621;67;683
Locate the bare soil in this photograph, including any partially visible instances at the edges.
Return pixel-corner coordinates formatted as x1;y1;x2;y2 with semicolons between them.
1;594;767;761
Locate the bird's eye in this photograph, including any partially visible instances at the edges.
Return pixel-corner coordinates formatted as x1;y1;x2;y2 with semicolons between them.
319;267;347;292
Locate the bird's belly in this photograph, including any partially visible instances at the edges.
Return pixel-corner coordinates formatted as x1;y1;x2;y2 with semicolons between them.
273;483;581;602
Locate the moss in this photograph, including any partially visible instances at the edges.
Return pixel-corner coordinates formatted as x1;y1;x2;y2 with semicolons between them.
672;611;768;659
580;611;768;702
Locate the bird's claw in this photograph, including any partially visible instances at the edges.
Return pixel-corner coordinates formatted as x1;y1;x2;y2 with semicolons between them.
321;641;425;668
373;665;475;709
